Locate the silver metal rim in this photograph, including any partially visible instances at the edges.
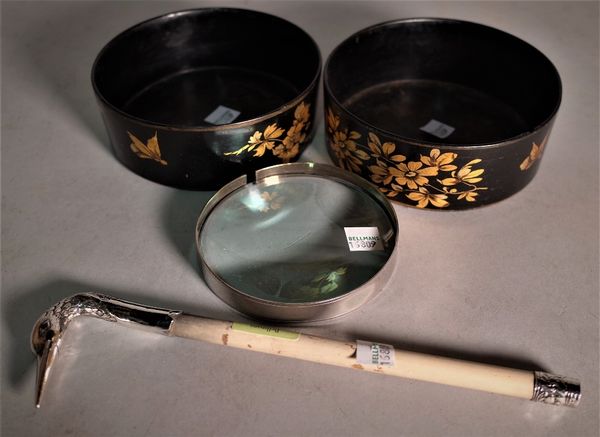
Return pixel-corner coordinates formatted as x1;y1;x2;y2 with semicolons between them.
195;162;399;322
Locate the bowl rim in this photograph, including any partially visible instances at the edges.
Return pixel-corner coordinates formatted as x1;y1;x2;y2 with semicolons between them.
323;17;562;150
194;162;399;321
91;7;322;132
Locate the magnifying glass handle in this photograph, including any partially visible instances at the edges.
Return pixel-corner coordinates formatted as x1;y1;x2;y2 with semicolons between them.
32;293;580;408
171;314;581;407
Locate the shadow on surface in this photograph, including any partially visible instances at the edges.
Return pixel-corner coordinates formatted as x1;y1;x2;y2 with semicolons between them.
160;189;215;267
3;277;238;389
346;328;547;373
3;275;547;396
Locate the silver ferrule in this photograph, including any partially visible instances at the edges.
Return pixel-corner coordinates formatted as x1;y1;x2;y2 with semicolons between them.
531;371;581;407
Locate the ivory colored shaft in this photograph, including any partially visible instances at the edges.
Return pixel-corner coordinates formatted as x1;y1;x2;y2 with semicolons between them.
171;315;533;400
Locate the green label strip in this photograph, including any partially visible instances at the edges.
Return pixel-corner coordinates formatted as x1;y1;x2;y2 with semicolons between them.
232;322;300;341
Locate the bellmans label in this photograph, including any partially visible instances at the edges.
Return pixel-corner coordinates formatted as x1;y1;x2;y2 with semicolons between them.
356;340;395;366
344;227;384;251
231;322;300;340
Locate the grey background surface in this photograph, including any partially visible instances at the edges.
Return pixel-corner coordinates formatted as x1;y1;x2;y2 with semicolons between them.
1;1;598;436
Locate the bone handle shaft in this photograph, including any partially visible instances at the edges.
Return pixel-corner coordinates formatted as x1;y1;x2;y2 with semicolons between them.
170;314;580;406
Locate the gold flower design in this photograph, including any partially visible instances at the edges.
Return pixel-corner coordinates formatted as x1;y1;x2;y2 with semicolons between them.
420;148;457;172
457;191;478;202
258;191;283;213
325;108;488;208
520;134;548;171
390;161;438;190
327;108;369;172
249;124;286;157
368;132;405;161
224;102;310;162
439;159;485;186
367;133;407;185
300;266;348;297
406;187;449;208
273;103;311;162
273;135;300;161
369;160;395;185
378;183;404;198
331;130;370;172
128;131;167;165
294;101;310;124
326;107;340;132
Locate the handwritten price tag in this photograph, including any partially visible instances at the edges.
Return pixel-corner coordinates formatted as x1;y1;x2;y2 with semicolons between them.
419;119;455;139
204;105;241;125
344;227;383;251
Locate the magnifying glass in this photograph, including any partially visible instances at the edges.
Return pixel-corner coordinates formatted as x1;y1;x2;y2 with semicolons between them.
196;163;398;322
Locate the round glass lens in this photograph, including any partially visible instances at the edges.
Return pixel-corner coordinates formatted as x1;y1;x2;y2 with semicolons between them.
199;174;395;303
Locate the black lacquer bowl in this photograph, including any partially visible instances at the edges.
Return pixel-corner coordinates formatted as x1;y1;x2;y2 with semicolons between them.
93;8;320;189
324;18;561;209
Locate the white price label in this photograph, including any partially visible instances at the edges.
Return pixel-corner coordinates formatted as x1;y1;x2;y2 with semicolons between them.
204;105;241;125
356;340;395;366
344;227;383;251
420;119;455;139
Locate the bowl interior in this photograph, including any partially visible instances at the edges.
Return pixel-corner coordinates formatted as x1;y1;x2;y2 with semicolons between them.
325;19;561;145
93;9;320;128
